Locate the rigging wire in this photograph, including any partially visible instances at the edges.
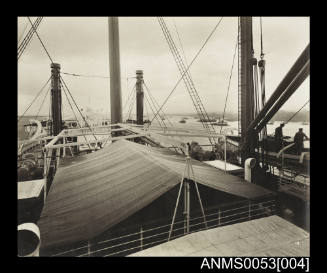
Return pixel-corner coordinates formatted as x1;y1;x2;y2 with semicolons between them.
126;92;136;121
60;76;98;142
34;85;51;120
60;81;92;149
18;17;30;45
172;18;189;68
18;17;43;60
18;76;51;123
27;17;54;63
144;92;164;128
260;17;264;59
220;32;238;134
61;71;136;80
123;83;136;113
143;81;172;127
285;99;310;124
149;17;224;128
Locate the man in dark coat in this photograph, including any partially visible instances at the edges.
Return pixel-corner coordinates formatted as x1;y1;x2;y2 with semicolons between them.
274;123;284;152
293;128;309;155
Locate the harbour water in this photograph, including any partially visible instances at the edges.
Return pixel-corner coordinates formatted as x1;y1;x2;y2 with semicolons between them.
18;115;310;145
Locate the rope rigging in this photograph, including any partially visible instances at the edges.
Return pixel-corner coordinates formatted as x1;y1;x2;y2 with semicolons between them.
18;76;51;123
143;81;173;127
123;83;136;114
152;17;224;147
34;85;51;120
27;17;54;63
220;32;238;134
18;17;43;60
260;17;264;59
59;76;98;143
62;71;135;80
285;99;310;124
60;80;92;149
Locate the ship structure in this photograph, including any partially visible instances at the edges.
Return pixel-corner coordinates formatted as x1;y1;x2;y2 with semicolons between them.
17;17;309;257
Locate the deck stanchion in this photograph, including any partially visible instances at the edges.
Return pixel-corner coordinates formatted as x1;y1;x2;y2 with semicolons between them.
140;226;143;250
224;135;227;172
43;151;47;202
218;208;221;226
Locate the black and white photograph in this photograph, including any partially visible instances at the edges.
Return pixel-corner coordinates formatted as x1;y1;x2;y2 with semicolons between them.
17;16;310;263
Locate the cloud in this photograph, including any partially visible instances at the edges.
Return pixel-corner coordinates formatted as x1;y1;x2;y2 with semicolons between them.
18;16;309;115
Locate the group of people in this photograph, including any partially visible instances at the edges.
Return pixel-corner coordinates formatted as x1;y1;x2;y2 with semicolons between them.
274;123;309;154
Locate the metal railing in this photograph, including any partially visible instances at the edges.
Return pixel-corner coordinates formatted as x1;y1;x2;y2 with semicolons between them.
50;199;276;257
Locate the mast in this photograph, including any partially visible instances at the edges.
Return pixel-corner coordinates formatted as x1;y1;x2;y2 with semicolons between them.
238;17;257;165
238;17;254;140
108;17;123;124
50;63;63;136
136;70;144;125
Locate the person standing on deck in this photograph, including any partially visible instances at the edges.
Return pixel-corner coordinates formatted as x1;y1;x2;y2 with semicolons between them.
274;123;284;152
293;128;309;155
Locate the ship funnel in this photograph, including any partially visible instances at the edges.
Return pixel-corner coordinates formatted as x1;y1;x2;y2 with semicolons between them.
18;223;40;257
108;17;123;124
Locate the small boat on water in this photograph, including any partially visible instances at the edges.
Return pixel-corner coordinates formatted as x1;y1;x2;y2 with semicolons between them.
179;119;186;123
302;121;309;125
212;118;228;126
197;118;216;122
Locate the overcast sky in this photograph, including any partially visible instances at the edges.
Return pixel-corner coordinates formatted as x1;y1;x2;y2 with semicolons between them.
17;16;310;118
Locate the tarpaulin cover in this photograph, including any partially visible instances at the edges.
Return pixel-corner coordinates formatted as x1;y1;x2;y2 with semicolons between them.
38;140;272;249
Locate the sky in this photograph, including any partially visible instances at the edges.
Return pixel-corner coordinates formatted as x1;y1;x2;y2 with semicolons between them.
17;16;310;118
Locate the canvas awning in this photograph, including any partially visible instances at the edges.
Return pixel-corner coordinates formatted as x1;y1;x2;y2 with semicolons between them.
38;140;273;249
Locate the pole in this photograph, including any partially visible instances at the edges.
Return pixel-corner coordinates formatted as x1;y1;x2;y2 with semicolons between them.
43;150;47;202
50;63;63;136
239;17;254;141
224;135;227;172
136;70;144;125
140;226;143;250
186;180;190;234
108;17;123;124
189;160;208;229
168;162;187;241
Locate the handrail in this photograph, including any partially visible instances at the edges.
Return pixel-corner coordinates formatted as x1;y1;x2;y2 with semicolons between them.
276;142;295;158
51;200;275;257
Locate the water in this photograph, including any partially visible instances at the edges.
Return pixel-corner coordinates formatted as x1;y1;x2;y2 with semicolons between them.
145;115;310;148
18;115;310;146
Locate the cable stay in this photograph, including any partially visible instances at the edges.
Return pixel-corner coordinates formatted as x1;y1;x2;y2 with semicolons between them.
157;17;223;147
123;83;136;115
18;17;30;45
285;99;310;124
18;17;43;60
62;71;136;80
144;92;166;129
220;32;238;134
18;76;51;123
59;76;98;144
60;80;93;150
143;81;173;127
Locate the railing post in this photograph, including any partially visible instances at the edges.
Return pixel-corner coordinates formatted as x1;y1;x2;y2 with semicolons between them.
63;137;66;157
218;208;221;226
87;241;91;257
224;135;227;172
43;150;47;202
186;180;190;234
140;226;143;251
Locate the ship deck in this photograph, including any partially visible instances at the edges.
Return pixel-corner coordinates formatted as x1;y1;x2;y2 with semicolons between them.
130;215;309;256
